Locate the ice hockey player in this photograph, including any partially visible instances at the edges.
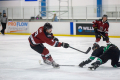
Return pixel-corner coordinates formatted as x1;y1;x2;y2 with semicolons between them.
79;43;104;67
92;15;110;45
88;44;120;70
28;23;69;68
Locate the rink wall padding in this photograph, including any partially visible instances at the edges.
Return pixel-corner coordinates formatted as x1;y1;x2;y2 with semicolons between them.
0;22;120;38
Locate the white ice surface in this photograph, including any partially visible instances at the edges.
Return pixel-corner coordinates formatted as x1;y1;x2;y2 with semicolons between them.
0;35;120;80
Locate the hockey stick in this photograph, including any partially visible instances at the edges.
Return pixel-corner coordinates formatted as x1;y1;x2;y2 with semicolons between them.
59;65;78;67
39;60;79;67
99;33;112;44
69;46;91;54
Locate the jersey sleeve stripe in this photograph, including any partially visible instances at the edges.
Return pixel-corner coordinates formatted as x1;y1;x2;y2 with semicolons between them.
30;35;37;45
53;41;59;47
55;42;59;47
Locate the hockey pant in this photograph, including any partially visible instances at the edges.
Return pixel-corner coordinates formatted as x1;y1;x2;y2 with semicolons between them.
98;48;120;67
30;43;53;62
95;32;109;43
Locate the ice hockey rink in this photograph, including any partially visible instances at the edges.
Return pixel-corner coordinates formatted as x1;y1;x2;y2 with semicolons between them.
0;35;120;80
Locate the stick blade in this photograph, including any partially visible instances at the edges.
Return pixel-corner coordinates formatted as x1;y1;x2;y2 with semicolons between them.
85;47;91;54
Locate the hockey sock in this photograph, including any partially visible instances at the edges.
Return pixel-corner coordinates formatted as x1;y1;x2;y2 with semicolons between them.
89;56;95;60
91;58;102;69
95;38;100;43
97;58;102;64
41;48;53;62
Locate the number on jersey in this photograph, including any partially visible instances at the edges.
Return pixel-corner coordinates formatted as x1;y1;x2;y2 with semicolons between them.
34;30;38;37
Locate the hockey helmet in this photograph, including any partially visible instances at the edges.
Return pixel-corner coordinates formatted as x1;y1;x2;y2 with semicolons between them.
92;43;100;50
102;14;108;19
43;23;52;31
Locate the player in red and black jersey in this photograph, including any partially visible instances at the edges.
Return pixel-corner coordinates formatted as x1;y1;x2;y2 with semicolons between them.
28;23;69;68
92;15;110;45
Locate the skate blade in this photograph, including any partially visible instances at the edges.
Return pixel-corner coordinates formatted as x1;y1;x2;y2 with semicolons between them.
53;66;60;69
88;67;95;71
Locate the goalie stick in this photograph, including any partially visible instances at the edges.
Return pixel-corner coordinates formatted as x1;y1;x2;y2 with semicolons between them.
69;46;91;54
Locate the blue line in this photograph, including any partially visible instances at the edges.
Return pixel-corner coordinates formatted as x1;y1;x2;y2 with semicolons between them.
70;22;73;35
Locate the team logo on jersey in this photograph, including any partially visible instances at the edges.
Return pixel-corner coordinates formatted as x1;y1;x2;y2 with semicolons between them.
100;26;103;30
99;22;101;23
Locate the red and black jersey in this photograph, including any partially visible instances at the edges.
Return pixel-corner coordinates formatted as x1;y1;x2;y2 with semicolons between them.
28;26;62;47
92;19;109;33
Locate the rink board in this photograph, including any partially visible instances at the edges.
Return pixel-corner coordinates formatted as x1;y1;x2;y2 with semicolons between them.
0;22;120;38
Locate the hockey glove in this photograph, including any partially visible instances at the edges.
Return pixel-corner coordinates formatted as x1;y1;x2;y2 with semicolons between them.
53;37;59;41
94;27;98;33
104;34;109;41
61;42;69;48
105;33;108;36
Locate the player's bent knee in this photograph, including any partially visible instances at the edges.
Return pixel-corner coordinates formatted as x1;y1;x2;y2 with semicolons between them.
42;48;49;55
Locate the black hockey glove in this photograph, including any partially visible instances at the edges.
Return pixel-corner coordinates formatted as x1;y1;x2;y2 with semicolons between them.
94;27;98;33
61;42;69;48
53;37;59;41
105;36;109;41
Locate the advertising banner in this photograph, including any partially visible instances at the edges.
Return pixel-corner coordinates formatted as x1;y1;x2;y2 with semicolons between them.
76;23;95;35
7;21;29;33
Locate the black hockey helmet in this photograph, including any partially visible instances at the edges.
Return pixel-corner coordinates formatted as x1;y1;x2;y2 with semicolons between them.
92;43;100;50
102;14;108;19
43;23;52;31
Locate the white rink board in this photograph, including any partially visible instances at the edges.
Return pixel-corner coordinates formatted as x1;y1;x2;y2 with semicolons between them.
109;23;120;36
29;22;70;34
29;22;120;36
1;22;120;36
